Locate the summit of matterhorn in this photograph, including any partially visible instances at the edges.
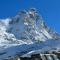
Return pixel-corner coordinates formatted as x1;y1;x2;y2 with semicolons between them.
0;8;60;60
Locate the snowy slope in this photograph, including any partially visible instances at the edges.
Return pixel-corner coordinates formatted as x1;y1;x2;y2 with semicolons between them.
0;8;60;60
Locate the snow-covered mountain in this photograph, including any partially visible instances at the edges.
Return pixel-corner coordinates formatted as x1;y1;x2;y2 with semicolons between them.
0;8;60;60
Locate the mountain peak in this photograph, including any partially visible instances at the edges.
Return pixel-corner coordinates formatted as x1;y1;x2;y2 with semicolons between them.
6;8;52;42
0;8;60;60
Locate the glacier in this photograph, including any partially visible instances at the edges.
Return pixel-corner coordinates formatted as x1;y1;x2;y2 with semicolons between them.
0;8;60;60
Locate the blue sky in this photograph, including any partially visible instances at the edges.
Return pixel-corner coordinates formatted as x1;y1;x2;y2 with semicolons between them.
0;0;60;33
